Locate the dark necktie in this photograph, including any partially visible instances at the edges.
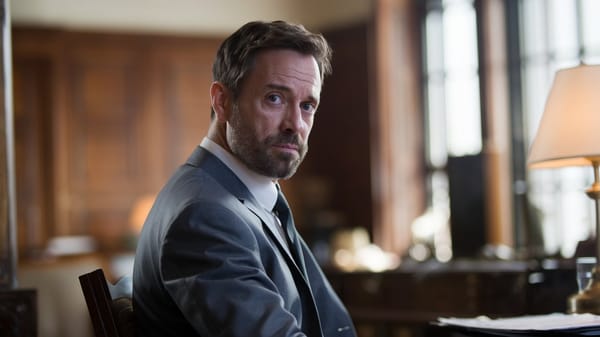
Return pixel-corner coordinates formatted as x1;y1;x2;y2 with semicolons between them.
273;191;306;276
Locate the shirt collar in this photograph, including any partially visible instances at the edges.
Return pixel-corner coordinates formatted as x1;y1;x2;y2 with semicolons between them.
200;137;278;211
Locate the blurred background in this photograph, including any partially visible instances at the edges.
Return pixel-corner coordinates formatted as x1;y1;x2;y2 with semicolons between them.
5;0;600;336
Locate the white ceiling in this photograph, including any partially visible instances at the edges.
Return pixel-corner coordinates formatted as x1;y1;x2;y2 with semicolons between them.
10;0;373;36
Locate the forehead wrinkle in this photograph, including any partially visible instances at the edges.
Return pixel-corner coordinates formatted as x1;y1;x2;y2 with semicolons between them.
274;67;320;86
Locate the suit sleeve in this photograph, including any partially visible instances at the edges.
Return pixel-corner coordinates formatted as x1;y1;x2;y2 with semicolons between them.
160;201;306;337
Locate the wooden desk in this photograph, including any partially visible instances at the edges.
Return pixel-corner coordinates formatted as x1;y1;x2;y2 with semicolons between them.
326;259;577;337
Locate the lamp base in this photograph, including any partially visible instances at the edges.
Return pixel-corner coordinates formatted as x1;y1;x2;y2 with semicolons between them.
568;279;600;314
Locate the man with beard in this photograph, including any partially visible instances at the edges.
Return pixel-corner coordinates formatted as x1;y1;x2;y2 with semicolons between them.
133;20;357;337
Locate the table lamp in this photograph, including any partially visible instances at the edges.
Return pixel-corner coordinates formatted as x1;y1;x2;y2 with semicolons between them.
528;64;600;314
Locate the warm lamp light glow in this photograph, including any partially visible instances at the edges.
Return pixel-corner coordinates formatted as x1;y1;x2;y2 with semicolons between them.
528;64;600;169
129;194;156;235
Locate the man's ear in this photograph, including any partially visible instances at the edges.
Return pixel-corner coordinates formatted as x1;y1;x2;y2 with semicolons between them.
210;82;230;122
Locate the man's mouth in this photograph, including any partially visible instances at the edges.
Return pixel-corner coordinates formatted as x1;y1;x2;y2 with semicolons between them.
275;142;298;150
273;143;299;154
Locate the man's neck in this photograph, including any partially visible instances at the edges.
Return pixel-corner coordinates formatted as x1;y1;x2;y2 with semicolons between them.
200;137;278;210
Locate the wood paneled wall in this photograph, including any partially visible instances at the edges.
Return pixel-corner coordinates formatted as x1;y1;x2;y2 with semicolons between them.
13;28;222;253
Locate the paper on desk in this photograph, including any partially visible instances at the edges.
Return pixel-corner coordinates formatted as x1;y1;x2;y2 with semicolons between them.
438;313;600;333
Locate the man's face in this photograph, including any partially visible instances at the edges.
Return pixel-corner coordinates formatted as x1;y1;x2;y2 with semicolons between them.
226;49;322;179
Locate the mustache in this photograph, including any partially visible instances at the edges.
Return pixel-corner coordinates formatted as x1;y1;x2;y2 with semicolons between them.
268;133;303;147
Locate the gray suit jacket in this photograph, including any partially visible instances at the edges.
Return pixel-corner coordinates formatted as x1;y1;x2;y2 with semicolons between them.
133;146;356;337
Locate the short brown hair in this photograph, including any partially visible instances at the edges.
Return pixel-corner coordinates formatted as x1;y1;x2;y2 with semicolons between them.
212;20;332;102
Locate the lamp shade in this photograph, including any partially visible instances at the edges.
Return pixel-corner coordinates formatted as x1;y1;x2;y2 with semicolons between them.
528;64;600;169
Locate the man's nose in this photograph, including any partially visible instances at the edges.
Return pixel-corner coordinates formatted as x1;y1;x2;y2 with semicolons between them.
281;105;305;133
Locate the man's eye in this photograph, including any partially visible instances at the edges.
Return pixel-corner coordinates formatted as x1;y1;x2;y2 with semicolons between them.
267;94;282;104
301;102;316;113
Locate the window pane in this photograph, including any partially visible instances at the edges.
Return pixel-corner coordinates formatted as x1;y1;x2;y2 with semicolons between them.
425;8;448;167
425;10;444;74
581;0;600;59
445;75;481;156
520;0;547;62
548;0;579;62
443;0;481;156
426;82;448;167
443;1;478;70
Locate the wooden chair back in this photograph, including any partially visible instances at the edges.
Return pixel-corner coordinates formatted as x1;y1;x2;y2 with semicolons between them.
79;268;134;337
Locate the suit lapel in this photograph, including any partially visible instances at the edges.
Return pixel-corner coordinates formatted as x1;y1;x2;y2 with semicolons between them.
243;201;296;260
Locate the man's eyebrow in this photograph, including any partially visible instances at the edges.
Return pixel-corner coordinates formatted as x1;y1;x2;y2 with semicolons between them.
265;83;291;92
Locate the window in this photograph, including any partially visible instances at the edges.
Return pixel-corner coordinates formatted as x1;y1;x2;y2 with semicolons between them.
420;0;600;259
420;0;482;261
